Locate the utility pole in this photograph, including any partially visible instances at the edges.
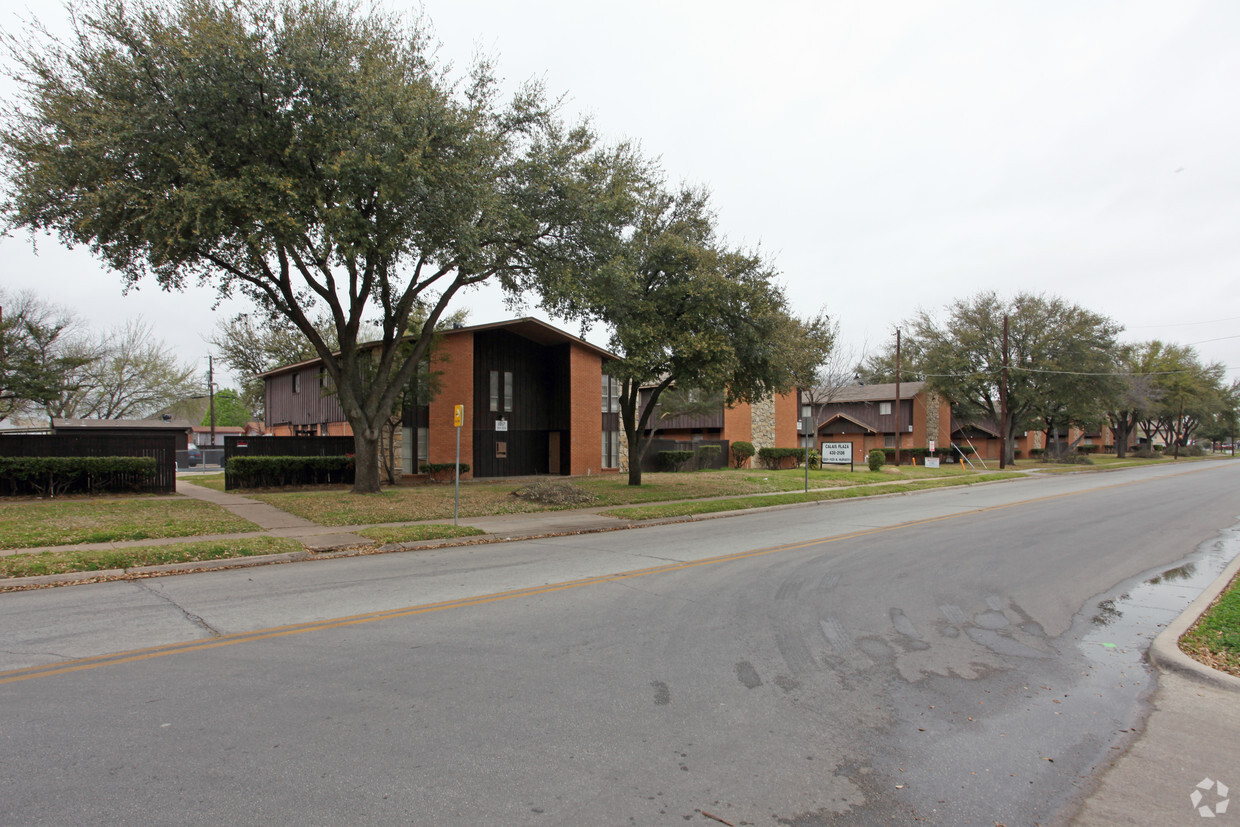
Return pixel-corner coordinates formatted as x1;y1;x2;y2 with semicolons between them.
208;355;216;446
894;328;901;467
1000;315;1008;470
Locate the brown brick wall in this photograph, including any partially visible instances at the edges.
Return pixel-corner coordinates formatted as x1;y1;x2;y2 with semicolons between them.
428;332;474;479
567;343;603;476
773;391;799;448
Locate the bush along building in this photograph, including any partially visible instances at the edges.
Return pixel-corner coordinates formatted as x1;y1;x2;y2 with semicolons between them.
800;382;954;464
261;319;622;479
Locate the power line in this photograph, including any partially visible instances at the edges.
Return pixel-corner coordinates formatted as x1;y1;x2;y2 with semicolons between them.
1128;315;1240;329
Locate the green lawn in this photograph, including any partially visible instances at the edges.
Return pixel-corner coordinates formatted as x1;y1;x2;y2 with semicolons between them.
245;466;988;526
0;498;261;549
356;524;486;544
602;473;1023;520
0;536;303;580
1180;573;1240;677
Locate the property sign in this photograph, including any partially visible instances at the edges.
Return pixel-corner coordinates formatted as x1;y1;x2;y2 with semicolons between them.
924;457;941;468
820;442;852;464
495;419;508;432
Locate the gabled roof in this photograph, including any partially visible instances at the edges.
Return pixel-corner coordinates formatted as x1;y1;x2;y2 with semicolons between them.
258;317;619;379
817;411;878;433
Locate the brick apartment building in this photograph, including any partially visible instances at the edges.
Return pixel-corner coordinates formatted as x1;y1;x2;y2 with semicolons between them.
262;318;622;479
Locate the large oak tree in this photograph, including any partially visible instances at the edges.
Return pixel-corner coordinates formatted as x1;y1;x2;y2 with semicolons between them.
2;0;638;491
868;292;1121;466
545;186;834;485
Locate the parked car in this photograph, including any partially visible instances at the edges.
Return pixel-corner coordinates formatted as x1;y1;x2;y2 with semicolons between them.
186;446;202;467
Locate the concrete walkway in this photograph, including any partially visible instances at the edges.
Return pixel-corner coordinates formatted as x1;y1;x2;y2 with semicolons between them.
175;481;373;551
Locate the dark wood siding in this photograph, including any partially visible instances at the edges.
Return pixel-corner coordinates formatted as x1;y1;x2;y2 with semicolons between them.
265;368;346;431
471;330;571;477
0;432;177;494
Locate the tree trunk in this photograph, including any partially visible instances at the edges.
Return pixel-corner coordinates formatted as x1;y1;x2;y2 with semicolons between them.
1114;413;1138;459
626;432;644;486
351;427;384;494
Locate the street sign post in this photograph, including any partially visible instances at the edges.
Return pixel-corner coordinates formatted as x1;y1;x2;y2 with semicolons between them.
453;405;463;525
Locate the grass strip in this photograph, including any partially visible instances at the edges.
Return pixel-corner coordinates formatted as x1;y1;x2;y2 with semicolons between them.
356;524;485;544
183;473;226;492
0;537;303;579
601;473;1023;520
0;498;261;549
245;467;978;526
1180;573;1240;677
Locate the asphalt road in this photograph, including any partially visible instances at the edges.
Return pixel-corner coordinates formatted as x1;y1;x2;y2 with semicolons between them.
2;462;1238;825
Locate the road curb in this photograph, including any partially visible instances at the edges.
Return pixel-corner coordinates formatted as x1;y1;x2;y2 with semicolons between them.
1147;546;1240;691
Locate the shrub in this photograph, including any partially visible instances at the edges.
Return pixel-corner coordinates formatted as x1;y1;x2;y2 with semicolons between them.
806;449;820;469
657;450;695;472
1049;452;1094;465
695;444;723;470
226;455;355;489
731;441;755;468
1132;446;1160;459
867;449;886;472
757;447;802;469
419;462;471;483
0;456;159;497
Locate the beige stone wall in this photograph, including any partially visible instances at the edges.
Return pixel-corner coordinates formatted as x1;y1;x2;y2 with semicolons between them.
926;391;942;444
751;395;777;454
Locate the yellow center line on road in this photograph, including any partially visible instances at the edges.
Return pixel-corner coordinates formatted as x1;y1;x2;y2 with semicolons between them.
0;463;1221;685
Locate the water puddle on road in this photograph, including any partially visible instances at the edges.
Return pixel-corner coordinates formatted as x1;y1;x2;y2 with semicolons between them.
878;521;1240;825
1077;523;1240;678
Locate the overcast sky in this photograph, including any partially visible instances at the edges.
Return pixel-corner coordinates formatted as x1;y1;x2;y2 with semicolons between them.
2;0;1238;394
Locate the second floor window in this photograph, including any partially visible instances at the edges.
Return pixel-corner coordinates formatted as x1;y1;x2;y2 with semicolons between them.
291;373;301;394
490;370;513;412
601;374;620;413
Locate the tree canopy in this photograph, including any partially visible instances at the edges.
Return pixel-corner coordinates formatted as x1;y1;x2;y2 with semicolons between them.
1131;341;1228;457
870;292;1121;465
2;0;639;491
0;289;86;423
201;388;252;428
544;185;834;485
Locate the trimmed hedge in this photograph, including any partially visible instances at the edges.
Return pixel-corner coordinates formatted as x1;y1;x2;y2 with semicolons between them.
0;456;158;497
867;449;886;472
757;447;804;469
420;462;471;482
879;446;974;464
226;455;355;489
657;450;695;471
731;441;755;468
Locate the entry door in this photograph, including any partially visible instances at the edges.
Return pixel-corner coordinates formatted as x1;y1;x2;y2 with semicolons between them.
548;431;561;474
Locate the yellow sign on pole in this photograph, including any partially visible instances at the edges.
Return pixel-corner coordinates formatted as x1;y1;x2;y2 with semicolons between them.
453;405;463;428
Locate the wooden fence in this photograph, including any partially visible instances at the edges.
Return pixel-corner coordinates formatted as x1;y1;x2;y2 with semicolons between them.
0;432;177;494
223;435;355;490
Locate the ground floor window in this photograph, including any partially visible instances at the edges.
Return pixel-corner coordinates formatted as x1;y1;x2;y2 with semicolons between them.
401;426;430;474
602;430;620;468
